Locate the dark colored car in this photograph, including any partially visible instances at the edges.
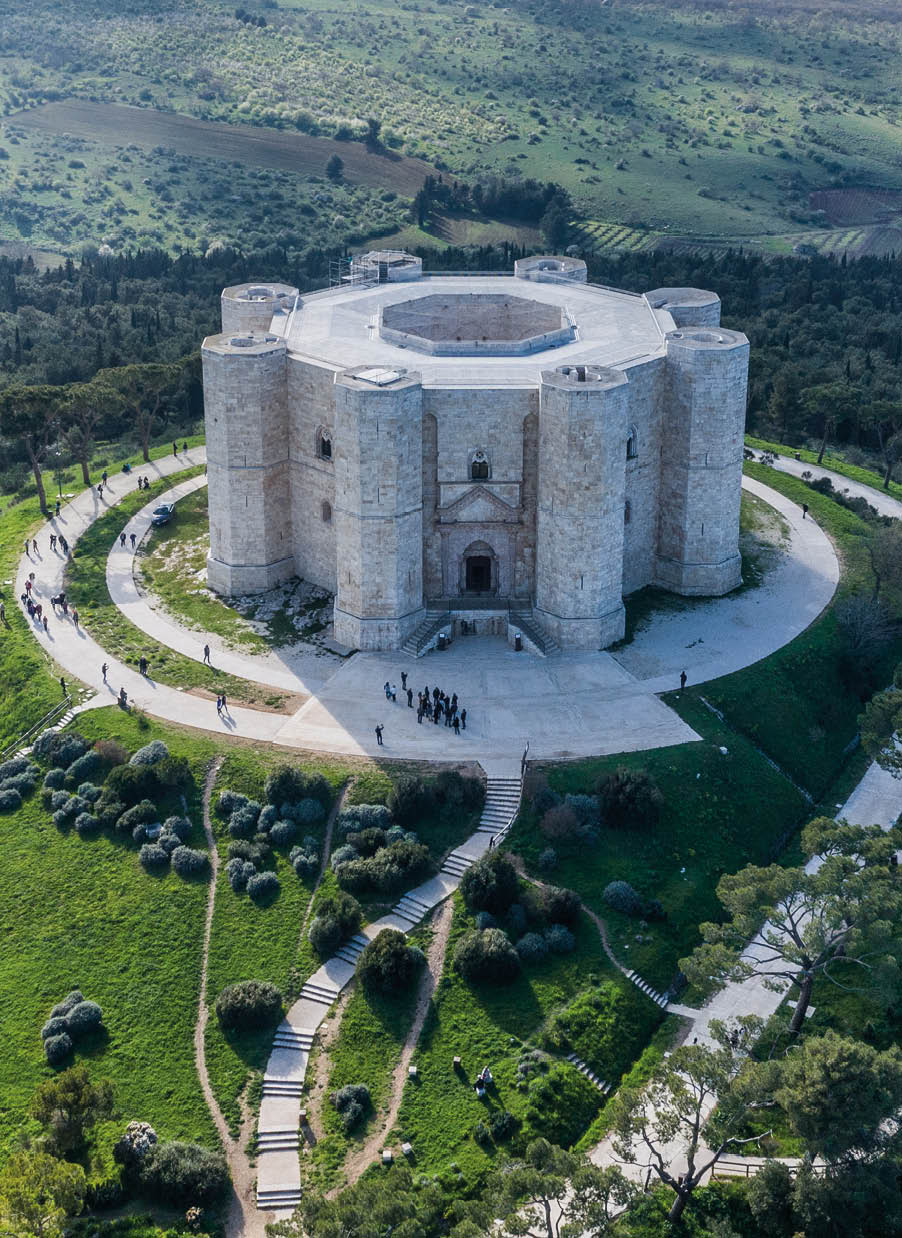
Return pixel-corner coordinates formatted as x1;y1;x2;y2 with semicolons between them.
150;503;175;527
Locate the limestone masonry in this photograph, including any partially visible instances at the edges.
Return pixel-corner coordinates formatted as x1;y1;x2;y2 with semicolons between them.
201;253;749;653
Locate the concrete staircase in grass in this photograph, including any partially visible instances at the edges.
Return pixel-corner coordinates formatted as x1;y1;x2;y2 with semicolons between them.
625;969;670;1010
255;763;523;1212
566;1052;612;1095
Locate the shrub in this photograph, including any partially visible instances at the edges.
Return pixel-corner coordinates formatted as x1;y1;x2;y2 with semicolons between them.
162;815;192;841
336;839;430;896
258;803;279;832
269;820;297;848
309;891;361;955
65;751;102;787
597;766;663;828
106;763;159;806
116;799;158;835
129;740;169;766
282;797;324;825
506;903;528;938
94;795;125;830
171;847;209;878
77;782;102;803
475;911;497;931
34;730;88;768
488;1110;518;1142
154;756;190;789
247;871;280;902
541;886;581;926
516;932;549;963
538;847;558;872
2;770;36;796
132;823;148;844
217;789;248;816
215;980;283;1031
228;838;270;866
603;880;643;916
545;924;575;955
159;832;181;856
454;928;521;985
0;756;29;781
433;769;485;812
532;784;562;816
140;843;169;869
523;1062;598;1148
50;991;83;1018
0;788;21;811
459;851;519;915
356;929;424;994
540;804;581;841
346;827;387;857
331;1083;370;1132
42;768;66;791
228;804;260;838
309;913;341;956
137;1140;229;1206
67;1001;103;1038
388;776;437;826
331;843;358;868
473;1120;490;1144
94;739;127;767
564;793;600;827
290;847;318;879
226;857;256;891
50;789;71;812
44;1033;73;1065
74;812;101;836
265;765;331;810
41;1016;69;1040
338;803;392;833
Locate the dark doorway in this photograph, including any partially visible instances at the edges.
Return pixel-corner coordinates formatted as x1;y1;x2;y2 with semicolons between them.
466;555;492;592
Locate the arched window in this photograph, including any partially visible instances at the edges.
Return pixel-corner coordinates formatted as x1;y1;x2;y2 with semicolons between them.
470;450;490;481
626;425;638;460
624;499;631;524
316;427;333;461
321;500;332;523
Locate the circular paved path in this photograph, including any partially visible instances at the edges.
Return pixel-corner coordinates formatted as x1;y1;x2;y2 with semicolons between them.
17;448;840;763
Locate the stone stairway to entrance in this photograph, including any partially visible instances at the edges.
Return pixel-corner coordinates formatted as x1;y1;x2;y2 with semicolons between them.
400;610;448;657
509;608;560;656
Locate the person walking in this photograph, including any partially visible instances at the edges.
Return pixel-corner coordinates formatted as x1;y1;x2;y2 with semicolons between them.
25;578;32;596
453;714;460;735
130;532;136;549
101;662;108;683
55;499;61;516
182;441;188;454
97;482;103;498
216;696;222;715
203;643;211;665
375;723;384;746
139;655;148;676
120;532;126;548
49;534;56;551
173;441;178;456
384;680;391;700
32;539;38;555
460;708;467;730
680;669;687;691
802;503;808;519
401;670;408;690
407;686;414;708
42;614;48;633
220;692;227;714
102;470;108;486
61;598;68;615
390;683;397;702
71;608;79;629
59;676;66;696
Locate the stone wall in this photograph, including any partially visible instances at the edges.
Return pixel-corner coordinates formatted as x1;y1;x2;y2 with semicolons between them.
287;359;337;591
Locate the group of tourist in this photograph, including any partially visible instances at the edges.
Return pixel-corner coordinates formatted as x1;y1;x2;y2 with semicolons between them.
379;670;469;739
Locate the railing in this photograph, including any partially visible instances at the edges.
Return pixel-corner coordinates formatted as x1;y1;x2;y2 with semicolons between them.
0;696;72;761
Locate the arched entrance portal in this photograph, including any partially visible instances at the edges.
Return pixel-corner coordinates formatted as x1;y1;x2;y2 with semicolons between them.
459;540;498;596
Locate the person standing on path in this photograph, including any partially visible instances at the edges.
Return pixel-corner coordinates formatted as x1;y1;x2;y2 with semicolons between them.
119;532;126;548
173;441;178;456
182;441;187;454
407;687;414;708
42;614;48;633
680;669;687;691
216;696;222;715
384;680;391;700
220;692;227;714
375;723;384;746
102;470;108;486
55;499;60;516
130;532;136;549
71;608;79;629
139;655;148;676
391;683;397;702
101;662;108;683
203;643;211;665
802;503;809;519
453;714;460;735
401;670;408;690
49;534;56;552
461;708;467;730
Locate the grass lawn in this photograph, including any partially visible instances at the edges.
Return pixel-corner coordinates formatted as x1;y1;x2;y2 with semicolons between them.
678;462;902;799
64;468;290;710
745;434;902;505
137;485;269;655
0;437;203;752
511;699;808;993
0;707;219;1165
394;895;660;1181
203;747;350;1136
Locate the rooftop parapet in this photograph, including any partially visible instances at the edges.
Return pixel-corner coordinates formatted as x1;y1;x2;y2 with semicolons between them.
515;255;587;283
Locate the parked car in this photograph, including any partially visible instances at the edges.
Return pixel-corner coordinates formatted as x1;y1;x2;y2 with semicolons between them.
151;503;175;527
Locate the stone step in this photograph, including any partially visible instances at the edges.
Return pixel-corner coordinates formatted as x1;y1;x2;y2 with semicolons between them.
273;1032;314;1046
349;933;370;950
257;1189;303;1209
399;891;433;911
334;947;361;966
299;983;339;1005
257;1135;300;1150
262;1080;304;1095
396;897;431;918
442;857;471;874
391;908;419;927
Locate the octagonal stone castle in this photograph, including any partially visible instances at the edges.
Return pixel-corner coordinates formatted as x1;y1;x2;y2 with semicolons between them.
201;252;749;654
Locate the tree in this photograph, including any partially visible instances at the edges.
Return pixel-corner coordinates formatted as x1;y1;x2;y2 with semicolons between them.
835;595;897;666
486;1138;635;1238
326;154;344;182
101;362;183;461
775;1029;902;1161
611;1017;768;1223
60;381;122;485
30;1064;114;1156
802;383;857;459
867;399;902;488
0;1149;86;1238
865;522;902;603
364;116;382;148
270;1164;446;1238
356;928;423;994
0;384;62;514
681;818;902;1033
860;663;902;775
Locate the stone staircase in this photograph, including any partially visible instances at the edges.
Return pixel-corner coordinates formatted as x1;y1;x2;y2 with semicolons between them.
625;969;670;1010
475;776;523;844
509;608;560;656
565;1052;612;1095
401;610;448;657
